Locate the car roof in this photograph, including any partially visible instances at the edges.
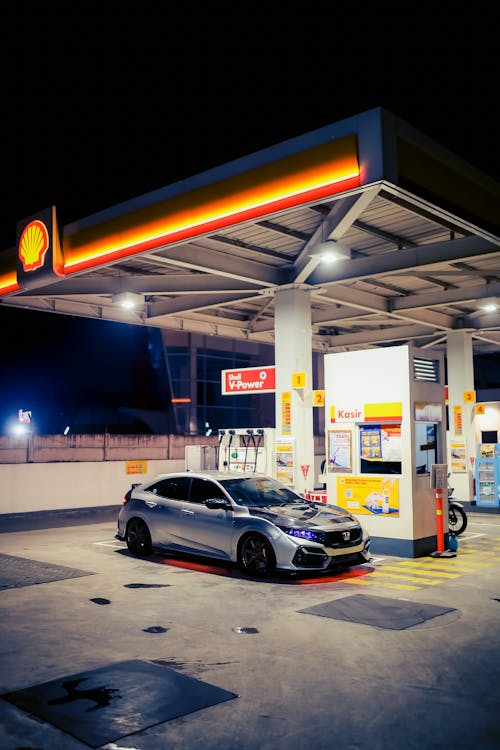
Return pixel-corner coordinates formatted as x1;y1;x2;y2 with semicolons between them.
149;470;269;482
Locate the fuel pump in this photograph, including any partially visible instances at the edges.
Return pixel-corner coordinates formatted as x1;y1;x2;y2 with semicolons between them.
217;428;274;474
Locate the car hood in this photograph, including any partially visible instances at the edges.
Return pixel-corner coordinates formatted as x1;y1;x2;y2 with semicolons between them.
248;502;359;528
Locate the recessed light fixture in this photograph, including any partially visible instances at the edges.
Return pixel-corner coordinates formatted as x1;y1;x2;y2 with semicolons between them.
313;239;351;264
478;297;498;313
112;291;145;309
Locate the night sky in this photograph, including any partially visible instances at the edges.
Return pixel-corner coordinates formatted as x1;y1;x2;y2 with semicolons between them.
1;7;500;433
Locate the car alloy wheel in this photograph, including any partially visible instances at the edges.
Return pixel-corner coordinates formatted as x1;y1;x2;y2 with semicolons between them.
126;518;152;556
239;533;275;576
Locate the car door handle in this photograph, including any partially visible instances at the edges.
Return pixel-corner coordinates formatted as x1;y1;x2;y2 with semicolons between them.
181;508;195;516
145;500;158;508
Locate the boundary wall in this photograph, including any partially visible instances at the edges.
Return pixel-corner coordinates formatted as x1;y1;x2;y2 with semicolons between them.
0;434;325;519
0;434;217;517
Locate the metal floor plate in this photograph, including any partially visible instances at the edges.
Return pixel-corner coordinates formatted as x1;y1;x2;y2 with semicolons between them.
298;593;456;630
2;658;238;747
0;553;94;590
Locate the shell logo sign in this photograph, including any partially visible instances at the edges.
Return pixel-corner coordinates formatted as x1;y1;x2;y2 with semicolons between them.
18;220;50;271
15;206;64;290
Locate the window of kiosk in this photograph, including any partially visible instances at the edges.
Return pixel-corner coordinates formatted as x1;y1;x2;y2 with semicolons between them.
359;424;402;475
415;422;439;474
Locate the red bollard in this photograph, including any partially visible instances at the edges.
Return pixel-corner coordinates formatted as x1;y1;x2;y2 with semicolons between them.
435;487;444;553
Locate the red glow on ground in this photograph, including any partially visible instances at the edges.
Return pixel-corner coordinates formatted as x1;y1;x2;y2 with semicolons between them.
161;557;232;576
294;566;374;585
159;556;374;584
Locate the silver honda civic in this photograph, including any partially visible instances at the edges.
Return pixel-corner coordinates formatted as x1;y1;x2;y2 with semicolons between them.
116;470;371;576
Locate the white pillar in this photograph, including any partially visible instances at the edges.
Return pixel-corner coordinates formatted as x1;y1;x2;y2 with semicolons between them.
274;287;315;494
446;330;476;501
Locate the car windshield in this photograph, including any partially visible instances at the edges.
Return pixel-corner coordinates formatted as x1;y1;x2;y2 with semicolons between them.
220;476;306;508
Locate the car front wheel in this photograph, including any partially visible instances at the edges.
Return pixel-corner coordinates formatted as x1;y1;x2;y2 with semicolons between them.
238;533;276;576
126;518;152;556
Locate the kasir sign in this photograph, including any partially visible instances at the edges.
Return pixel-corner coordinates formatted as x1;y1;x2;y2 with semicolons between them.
221;366;276;395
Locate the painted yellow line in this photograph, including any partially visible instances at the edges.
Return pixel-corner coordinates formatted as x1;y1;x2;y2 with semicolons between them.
424;565;490;573
371;581;422;591
345;578;421;591
397;560;490;572
372;568;440;583
398;558;487;568
444;560;492;566
368;571;441;584
381;566;459;579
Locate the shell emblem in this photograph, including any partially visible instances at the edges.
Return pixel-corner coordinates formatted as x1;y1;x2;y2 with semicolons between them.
19;220;50;272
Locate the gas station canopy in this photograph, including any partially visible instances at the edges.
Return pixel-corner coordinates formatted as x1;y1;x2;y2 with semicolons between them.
1;107;500;354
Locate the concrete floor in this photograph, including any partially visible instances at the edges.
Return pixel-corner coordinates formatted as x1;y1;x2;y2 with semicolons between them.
0;511;499;749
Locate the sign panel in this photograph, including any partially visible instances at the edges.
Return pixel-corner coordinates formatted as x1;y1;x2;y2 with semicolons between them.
221;366;275;395
292;371;306;388
276;440;295;486
450;442;467;473
281;391;291;435
313;390;324;407
330;405;364;422
126;460;148;474
336;476;399;516
327;430;352;472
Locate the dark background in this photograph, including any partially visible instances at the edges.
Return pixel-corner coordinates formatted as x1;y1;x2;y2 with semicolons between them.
1;7;500;433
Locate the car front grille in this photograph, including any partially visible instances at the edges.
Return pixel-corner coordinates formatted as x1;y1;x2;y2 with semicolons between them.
328;551;365;567
324;527;362;547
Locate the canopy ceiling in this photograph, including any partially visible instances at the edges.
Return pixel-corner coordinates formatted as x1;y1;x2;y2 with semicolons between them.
2;108;499;356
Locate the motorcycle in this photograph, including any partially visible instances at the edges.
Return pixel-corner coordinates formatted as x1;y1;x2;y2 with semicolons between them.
448;476;468;535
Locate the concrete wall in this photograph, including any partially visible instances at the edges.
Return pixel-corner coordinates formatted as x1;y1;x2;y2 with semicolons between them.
0;433;218;464
0;459;185;515
0;434;217;517
0;433;326;518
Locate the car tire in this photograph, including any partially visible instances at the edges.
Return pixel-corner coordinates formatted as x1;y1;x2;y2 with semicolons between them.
126;518;152;556
238;533;276;576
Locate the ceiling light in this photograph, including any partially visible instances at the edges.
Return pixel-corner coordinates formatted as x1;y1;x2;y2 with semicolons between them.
112;291;144;309
478;297;498;313
313;239;350;263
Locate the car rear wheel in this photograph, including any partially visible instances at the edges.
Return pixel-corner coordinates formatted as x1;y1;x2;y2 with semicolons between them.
238;533;276;576
126;518;152;556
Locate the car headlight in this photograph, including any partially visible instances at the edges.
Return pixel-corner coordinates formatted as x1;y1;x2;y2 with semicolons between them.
277;525;326;543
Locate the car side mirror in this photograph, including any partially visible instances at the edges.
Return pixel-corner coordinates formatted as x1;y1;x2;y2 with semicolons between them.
205;497;232;510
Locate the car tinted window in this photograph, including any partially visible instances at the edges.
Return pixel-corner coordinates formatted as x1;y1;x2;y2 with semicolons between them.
189;478;226;504
149;477;191;500
221;476;303;507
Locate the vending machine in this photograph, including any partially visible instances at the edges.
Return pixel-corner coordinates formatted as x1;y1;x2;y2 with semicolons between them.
475;443;500;508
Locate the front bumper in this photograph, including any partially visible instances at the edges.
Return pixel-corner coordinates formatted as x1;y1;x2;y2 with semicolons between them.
291;536;371;570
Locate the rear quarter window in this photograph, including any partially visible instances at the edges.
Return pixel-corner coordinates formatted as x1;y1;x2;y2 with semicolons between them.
149;477;191;500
